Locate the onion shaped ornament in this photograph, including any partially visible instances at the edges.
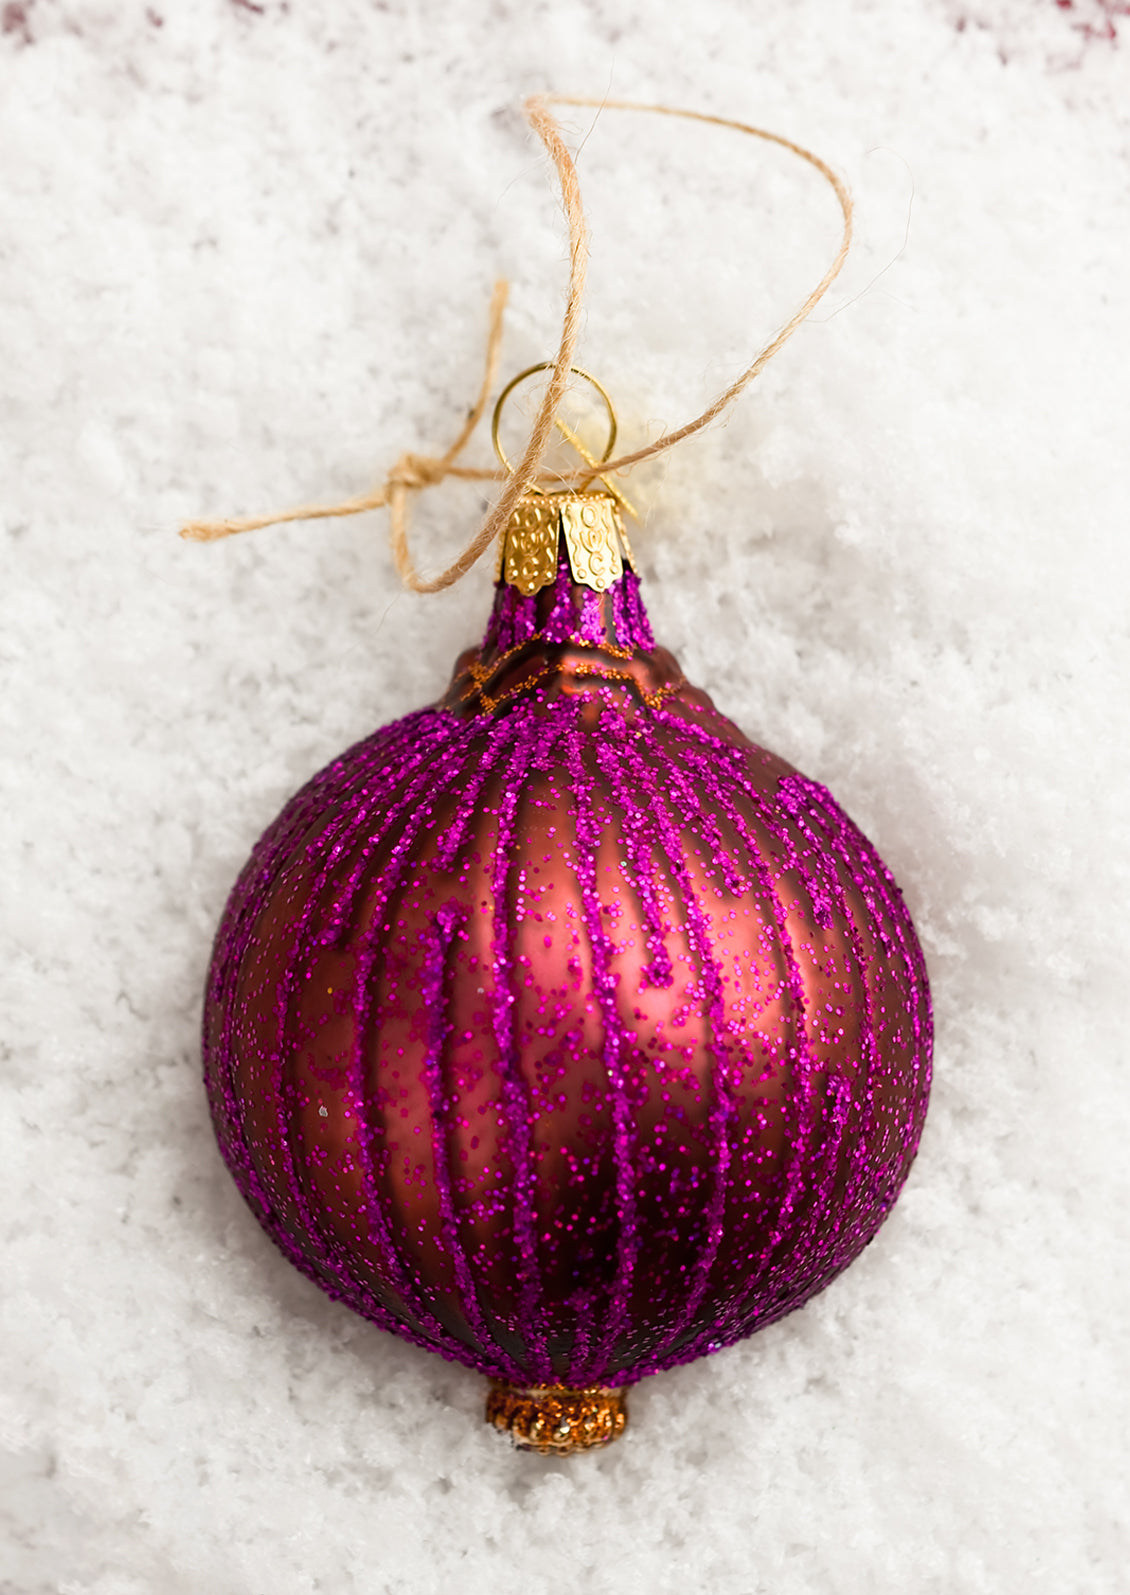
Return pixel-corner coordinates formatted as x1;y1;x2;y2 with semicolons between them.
202;479;932;1453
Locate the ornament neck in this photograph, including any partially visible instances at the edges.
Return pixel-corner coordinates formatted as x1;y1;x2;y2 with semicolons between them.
482;547;654;658
482;491;653;658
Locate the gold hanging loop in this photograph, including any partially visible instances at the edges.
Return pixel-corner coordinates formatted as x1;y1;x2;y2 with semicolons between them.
491;362;616;477
491;362;638;526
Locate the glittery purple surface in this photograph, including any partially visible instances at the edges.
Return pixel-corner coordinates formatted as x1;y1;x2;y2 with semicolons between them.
203;554;932;1386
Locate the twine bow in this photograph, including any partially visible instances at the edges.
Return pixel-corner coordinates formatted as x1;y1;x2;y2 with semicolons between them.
180;281;512;591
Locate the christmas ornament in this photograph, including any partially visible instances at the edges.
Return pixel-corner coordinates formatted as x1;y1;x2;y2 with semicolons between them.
189;96;932;1453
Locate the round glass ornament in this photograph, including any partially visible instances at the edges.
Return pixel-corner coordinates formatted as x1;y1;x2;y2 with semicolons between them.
203;491;932;1452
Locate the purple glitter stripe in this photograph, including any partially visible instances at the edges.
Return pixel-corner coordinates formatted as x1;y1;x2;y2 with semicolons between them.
420;903;507;1369
206;723;446;1336
577;586;606;645
609;575;632;649
595;728;673;991
687;769;879;1352
578;712;928;1382
658;738;749;899
803;779;933;1156
487;704;555;1382
564;718;640;1384
207;729;408;1233
275;745;441;1250
658;727;824;1325
275;718;468;1332
691;762;855;1312
339;709;554;1366
485;582;538;653
317;714;462;943
542;553;576;642
795;781;930;1053
776;778;885;1285
622;569;654;649
622;729;743;1362
346;731;492;1345
673;742;929;1344
429;699;564;1377
433;717;525;874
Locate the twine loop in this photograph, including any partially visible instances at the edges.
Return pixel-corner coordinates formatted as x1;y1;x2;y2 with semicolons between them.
180;95;854;593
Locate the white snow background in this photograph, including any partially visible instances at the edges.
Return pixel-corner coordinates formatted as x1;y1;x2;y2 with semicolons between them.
1;1;1128;1591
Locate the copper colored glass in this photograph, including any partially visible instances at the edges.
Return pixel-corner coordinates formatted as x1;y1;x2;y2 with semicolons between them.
203;544;932;1394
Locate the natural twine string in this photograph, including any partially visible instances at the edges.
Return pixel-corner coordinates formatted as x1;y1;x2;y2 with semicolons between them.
180;94;853;594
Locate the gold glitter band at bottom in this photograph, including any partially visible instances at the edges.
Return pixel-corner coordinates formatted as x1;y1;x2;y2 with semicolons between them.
485;1381;628;1454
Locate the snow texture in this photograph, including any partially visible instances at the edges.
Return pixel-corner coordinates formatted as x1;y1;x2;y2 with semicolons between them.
1;2;1128;1591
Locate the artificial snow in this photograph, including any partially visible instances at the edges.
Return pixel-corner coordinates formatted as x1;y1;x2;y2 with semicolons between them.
1;2;1127;1592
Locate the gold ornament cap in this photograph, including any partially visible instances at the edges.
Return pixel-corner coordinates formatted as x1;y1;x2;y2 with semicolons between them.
485;1381;628;1454
495;491;634;597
